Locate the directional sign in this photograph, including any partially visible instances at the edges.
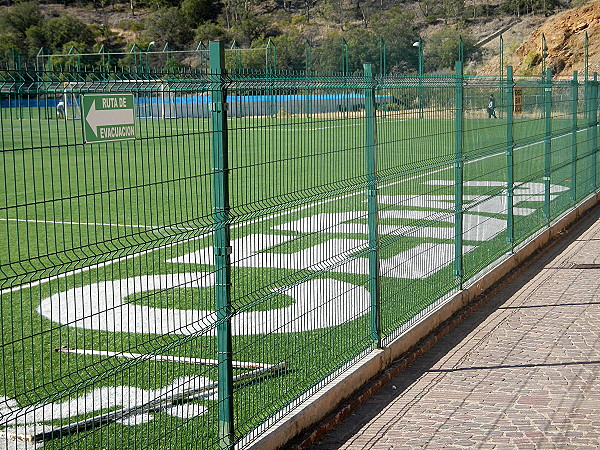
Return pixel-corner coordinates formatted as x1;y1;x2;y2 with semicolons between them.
82;94;135;144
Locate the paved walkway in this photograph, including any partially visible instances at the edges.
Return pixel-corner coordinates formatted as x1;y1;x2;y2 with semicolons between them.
307;207;600;449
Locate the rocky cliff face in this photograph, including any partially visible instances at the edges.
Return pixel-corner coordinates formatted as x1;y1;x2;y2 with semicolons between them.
478;0;600;76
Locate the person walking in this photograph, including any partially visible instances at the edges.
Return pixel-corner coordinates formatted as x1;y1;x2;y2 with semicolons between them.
487;94;497;118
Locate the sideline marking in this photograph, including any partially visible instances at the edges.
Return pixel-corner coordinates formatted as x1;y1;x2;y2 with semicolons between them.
54;346;270;369
0;218;198;231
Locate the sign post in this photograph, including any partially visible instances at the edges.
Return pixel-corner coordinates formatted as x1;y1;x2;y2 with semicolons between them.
82;94;135;144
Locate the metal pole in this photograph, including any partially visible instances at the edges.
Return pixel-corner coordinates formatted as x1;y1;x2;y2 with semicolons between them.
571;71;578;204
342;37;349;116
542;33;547;74
506;66;515;249
379;37;387;76
544;68;552;221
414;38;424;119
585;32;589;82
305;39;312;75
305;40;312;117
209;41;234;449
341;37;349;75
592;73;598;189
454;60;464;284
364;63;381;348
500;34;504;80
500;34;505;110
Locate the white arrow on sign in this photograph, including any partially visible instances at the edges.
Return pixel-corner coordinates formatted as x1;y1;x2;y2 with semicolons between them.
86;99;135;137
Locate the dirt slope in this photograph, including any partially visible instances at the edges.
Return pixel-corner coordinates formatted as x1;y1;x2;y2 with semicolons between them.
479;0;600;76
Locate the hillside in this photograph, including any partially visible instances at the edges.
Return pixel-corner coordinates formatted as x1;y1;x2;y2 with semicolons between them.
1;0;597;74
478;0;600;75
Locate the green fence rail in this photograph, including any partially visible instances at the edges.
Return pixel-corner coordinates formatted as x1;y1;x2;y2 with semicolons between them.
1;40;599;449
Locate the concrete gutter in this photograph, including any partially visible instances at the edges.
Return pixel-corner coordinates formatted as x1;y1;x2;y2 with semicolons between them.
245;191;600;450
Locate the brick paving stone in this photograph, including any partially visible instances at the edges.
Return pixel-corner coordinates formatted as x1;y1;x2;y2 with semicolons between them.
305;207;600;450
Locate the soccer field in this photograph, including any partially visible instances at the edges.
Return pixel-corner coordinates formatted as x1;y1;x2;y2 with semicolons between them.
0;71;598;449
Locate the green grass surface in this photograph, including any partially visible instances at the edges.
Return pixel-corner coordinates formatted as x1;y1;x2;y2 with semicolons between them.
0;103;597;449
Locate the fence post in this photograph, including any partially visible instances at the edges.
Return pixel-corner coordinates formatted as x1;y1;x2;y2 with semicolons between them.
364;63;381;348
544;68;552;222
506;66;515;249
454;60;464;284
209;41;235;449
571;71;578;204
591;74;598;188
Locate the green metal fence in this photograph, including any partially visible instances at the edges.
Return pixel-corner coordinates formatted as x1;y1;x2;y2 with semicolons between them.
1;41;599;449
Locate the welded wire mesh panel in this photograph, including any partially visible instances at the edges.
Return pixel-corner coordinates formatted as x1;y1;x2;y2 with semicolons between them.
461;77;511;278
1;61;599;450
0;68;220;449
509;76;550;242
223;71;375;442
376;76;462;341
548;79;578;219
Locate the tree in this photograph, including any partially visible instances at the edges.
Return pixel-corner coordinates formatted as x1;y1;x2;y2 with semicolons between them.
26;15;96;50
312;32;346;73
0;2;44;41
181;0;219;27
419;0;467;23
370;8;418;74
144;8;194;49
501;0;558;16
194;22;227;43
229;15;270;46
424;28;480;72
250;33;305;71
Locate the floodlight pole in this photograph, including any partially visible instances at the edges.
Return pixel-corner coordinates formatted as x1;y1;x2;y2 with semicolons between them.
146;41;156;73
413;38;424;119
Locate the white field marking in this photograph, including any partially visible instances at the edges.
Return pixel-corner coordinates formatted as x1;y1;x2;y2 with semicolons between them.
0;217;198;231
273;210;508;242
54;346;270;369
37;275;370;335
0;375;216;431
7;362;287;443
248;117;406;132
424;180;570;195
2;128;579;295
169;234;476;278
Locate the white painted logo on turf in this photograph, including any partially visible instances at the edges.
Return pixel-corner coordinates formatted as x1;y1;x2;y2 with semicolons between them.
0;376;215;445
37;275;369;335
